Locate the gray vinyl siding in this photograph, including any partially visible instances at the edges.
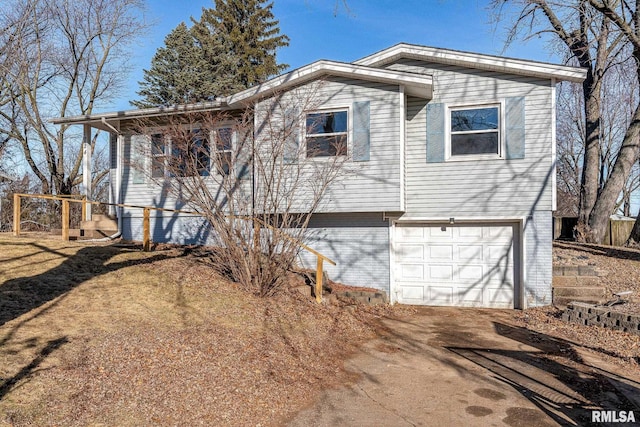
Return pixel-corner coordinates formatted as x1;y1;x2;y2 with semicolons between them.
121;213;215;245
296;213;390;293
524;210;553;307
255;76;402;213
400;59;555;217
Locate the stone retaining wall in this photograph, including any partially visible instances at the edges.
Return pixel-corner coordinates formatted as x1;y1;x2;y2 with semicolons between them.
563;302;640;336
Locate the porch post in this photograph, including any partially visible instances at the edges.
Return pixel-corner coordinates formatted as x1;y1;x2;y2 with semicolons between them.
83;124;92;220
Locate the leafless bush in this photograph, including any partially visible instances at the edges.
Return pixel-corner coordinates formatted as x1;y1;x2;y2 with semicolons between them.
132;85;351;296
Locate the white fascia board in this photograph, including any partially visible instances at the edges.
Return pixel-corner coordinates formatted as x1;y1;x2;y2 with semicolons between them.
226;60;433;106
354;43;587;83
50;100;227;129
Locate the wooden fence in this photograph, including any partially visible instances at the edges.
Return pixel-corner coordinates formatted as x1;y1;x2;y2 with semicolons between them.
553;215;636;246
12;193;335;303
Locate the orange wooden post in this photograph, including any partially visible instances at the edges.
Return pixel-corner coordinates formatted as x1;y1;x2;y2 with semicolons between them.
316;257;324;303
81;196;87;221
13;193;20;236
142;207;151;252
62;199;70;241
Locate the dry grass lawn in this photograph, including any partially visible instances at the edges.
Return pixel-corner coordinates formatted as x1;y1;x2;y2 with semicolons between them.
0;233;398;426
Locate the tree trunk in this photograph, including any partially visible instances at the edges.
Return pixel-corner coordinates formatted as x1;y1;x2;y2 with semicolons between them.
578;68;602;229
628;205;640;245
587;104;640;243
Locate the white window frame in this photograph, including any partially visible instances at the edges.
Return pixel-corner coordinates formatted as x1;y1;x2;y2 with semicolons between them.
211;126;235;176
150;132;168;179
147;125;214;179
304;107;350;158
445;101;505;161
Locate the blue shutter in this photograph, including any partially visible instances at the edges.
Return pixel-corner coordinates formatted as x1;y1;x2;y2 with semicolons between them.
352;101;370;161
283;108;299;164
130;134;146;184
426;102;445;163
505;96;525;160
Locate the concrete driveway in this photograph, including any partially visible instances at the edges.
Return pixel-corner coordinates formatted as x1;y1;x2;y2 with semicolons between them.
287;307;640;426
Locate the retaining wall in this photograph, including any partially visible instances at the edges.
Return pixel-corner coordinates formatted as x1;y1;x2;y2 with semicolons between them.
563;302;640;336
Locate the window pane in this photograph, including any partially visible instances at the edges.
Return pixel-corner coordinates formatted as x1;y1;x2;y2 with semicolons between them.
216;128;232;151
306;111;348;134
195;140;210;176
151;134;164;155
151;158;164;178
451;108;498;132
306;135;347;157
214;152;232;175
451;132;499;155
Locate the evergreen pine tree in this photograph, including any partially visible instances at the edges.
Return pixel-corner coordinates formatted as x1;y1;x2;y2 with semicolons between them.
196;0;290;90
132;23;209;108
132;0;289;108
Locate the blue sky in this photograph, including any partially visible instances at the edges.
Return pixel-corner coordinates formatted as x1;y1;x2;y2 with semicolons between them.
114;0;557;111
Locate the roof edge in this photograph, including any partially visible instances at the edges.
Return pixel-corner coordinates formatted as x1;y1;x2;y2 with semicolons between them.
354;43;587;83
226;60;433;106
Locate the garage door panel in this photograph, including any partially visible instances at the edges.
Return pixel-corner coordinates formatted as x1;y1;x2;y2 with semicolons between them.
401;286;424;300
459;288;483;305
458;245;483;262
488;245;511;262
430;245;453;260
399;226;425;240
429;286;454;304
486;226;511;239
394;224;515;308
397;244;424;260
428;227;453;240
458;227;483;238
488;287;513;307
399;264;424;281
458;264;483;281
429;265;453;280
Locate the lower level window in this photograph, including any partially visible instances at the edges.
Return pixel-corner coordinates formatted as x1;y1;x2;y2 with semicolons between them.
450;105;500;157
306;110;348;157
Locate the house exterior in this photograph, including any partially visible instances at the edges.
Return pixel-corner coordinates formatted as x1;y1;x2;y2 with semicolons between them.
53;43;587;308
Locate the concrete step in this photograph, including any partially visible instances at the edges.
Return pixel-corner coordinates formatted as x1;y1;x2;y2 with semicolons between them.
553;265;602;276
82;229;118;238
91;214;116;222
81;219;118;230
67;229;118;239
553;286;606;298
552;276;602;287
554;295;606;308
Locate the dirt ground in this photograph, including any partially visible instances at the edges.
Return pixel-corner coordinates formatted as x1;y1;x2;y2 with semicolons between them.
512;241;640;372
1;234;639;425
0;234;411;426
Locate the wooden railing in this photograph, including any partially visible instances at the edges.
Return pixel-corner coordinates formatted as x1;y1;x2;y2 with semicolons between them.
12;193;335;303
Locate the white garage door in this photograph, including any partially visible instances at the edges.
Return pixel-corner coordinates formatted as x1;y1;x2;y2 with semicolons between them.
394;224;515;308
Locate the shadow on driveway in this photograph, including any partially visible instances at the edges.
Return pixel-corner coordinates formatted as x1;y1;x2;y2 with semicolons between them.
287;307;640;427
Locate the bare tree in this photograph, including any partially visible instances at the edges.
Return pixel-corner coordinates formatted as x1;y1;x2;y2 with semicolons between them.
583;0;640;244
555;81;584;216
131;84;351;296
491;0;640;243
0;0;149;196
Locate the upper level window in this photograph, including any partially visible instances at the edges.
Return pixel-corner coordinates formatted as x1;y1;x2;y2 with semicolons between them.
306;110;348;157
449;105;501;158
